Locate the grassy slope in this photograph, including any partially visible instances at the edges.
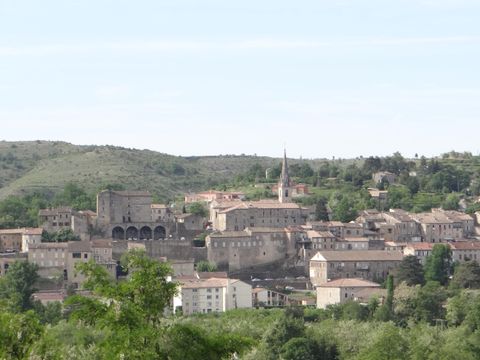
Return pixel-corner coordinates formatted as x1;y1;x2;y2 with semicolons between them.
0;141;329;201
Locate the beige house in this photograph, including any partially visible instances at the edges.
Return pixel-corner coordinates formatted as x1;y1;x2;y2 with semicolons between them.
67;241;116;288
21;228;43;252
185;190;245;204
316;278;382;309
28;242;68;277
175;277;252;315
411;212;462;243
335;237;370;251
211;200;306;232
206;227;296;271
309;250;403;286
404;241;480;264
38;207;74;233
252;287;290;307
151;204;174;222
403;243;435;264
307;230;336;251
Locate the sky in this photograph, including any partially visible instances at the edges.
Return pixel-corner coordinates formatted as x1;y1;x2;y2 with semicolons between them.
1;0;480;159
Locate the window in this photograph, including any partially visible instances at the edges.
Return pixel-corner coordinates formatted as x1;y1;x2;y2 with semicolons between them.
84;253;88;259
72;252;81;259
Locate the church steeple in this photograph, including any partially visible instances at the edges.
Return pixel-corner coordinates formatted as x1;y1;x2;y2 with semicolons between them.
280;148;290;187
278;148;292;203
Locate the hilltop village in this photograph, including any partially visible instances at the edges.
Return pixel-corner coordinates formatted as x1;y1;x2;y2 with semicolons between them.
1;150;480;313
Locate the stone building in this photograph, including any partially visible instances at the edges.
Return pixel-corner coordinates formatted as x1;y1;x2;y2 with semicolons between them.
309;250;403;286
28;242;68;278
67;241;116;288
211;200;305;232
38;208;95;240
410;212;462;243
97;190;173;241
206;227;297;271
38;207;74;233
316;278;383;309
404;241;480;264
252;287;290;307
0;228;43;253
184;190;245;204
175;277;252;315
151;204;174;222
372;171;396;185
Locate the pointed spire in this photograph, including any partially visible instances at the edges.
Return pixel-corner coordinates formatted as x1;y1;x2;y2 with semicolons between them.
281;148;290;187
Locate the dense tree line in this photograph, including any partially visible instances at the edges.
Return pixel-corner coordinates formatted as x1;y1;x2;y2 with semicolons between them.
2;246;480;358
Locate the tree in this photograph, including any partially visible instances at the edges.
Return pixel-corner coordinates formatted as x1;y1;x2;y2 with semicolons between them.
331;197;357;222
280;337;317;360
412;281;447;324
69;249;177;326
442;193;460;211
262;308;305;360
357;323;408;360
0;310;43;359
0;261;39;311
375;275;394;322
196;261;217;272
186;202;208;217
395;255;425;286
314;197;329;221
425;244;452;285
450;261;480;289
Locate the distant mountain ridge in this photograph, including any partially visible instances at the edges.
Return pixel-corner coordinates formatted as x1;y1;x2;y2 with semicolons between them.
0;140;326;201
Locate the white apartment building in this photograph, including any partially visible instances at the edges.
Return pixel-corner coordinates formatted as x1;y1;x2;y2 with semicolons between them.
175;277;252;315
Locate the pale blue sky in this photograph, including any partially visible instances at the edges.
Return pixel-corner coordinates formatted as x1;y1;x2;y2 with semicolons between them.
1;0;480;158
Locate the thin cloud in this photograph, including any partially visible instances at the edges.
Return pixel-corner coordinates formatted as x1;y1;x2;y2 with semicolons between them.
0;36;478;56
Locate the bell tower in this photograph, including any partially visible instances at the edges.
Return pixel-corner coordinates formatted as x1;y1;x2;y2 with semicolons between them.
278;149;292;203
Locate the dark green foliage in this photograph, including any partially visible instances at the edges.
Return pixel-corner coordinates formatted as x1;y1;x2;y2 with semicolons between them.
314;197;329;221
396;255;425;286
0;261;39;311
0;310;43;359
196;261;217;272
0;194;47;228
262;308;305;359
42;228;80;242
412;281;448;324
331;196;358;222
425;244;452;285
53;182;95;211
450;261;480;289
186;202;208;217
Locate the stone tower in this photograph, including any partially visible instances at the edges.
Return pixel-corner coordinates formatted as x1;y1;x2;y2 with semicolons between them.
278;149;292;203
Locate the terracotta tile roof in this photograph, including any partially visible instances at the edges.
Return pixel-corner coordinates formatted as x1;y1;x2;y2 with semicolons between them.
29;242;68;249
32;291;65;302
342;237;370;242
38;207;73;216
24;228;44;235
219;200;301;213
196;271;228;279
311;250;404;262
318;278;381;288
306;230;335;238
67;241;91;253
405;243;435;251
90;239;112;248
0;229;25;235
180;277;230;289
450;241;480;250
